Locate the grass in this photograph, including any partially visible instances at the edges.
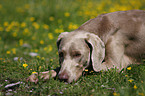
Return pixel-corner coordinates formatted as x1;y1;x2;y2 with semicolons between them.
0;0;145;95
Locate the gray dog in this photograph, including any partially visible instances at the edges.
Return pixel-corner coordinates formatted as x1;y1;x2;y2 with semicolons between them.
28;10;145;83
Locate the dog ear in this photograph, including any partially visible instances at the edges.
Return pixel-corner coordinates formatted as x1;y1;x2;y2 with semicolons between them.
85;33;105;72
57;32;69;49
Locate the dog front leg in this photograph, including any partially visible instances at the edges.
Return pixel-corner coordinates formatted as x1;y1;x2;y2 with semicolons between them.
27;67;60;83
101;37;132;71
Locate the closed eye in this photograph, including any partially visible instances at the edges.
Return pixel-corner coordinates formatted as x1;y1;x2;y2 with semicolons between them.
59;52;64;58
73;53;81;58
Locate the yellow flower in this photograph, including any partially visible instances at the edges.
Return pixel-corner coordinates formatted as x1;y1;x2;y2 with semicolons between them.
0;27;3;31
12;48;16;54
36;56;40;59
49;16;54;21
19;39;23;46
41;57;45;60
39;66;42;70
40;40;44;44
85;69;88;72
11;21;19;26
23;63;28;68
34;49;38;52
44;47;47;51
127;67;131;70
54;28;64;33
68;23;78;30
32;22;40;29
64;12;70;17
24;4;30;9
12;32;17;37
23;28;29;35
21;22;26;28
5;27;11;32
6;51;11;54
32;71;37;74
0;37;1;40
48;33;54;40
50;59;53;62
43;24;49;30
30;17;35;22
133;85;137;89
138;93;144;96
125;75;128;77
44;45;53;53
48;45;53;52
4;22;9;27
128;79;134;83
0;4;2;9
113;92;120;96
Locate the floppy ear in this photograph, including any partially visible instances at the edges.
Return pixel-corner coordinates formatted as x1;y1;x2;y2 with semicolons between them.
85;33;105;72
57;32;69;49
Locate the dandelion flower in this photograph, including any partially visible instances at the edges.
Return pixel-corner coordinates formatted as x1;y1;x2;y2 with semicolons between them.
113;92;117;96
41;57;45;60
128;79;134;83
6;51;11;54
21;22;26;28
48;33;54;40
32;71;37;74
40;40;44;44
34;49;38;52
138;93;144;96
36;56;40;59
12;32;17;37
43;24;49;30
30;17;35;22
24;4;30;9
0;27;3;31
113;92;120;96
85;69;88;72
125;75;128;77
12;48;16;54
0;4;2;9
23;63;28;68
4;22;9;27
64;12;70;17
133;85;137;89
48;45;53;52
19;39;24;46
32;36;36;40
49;16;54;21
127;67;131;70
32;22;40;29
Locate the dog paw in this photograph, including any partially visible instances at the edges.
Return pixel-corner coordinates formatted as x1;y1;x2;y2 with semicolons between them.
26;70;57;83
27;72;38;83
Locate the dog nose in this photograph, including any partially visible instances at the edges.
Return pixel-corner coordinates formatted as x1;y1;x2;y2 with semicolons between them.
58;73;69;82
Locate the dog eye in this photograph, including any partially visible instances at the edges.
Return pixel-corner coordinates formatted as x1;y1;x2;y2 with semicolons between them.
73;53;81;57
59;52;64;57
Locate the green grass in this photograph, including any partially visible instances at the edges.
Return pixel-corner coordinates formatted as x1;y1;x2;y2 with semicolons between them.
0;0;145;95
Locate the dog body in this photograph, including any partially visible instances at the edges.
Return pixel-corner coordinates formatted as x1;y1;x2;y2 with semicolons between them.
28;10;145;83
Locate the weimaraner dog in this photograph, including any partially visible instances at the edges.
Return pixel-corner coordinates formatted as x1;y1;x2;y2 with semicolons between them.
28;10;145;83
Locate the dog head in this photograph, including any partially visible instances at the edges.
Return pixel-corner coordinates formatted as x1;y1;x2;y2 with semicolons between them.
57;31;105;83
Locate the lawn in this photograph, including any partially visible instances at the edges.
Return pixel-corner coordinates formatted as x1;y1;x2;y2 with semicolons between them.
0;0;145;95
